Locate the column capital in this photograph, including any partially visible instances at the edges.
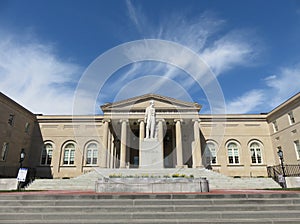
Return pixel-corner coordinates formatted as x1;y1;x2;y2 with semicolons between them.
103;119;111;123
119;119;128;123
138;119;145;123
157;118;165;123
174;119;183;123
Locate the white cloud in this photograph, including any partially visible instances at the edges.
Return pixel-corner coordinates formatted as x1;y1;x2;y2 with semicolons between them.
0;31;82;114
126;2;257;77
126;0;148;35
264;65;300;107
201;31;257;75
121;2;258;102
225;90;265;114
223;64;300;114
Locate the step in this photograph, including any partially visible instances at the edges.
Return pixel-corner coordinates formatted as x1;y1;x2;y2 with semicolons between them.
0;193;299;224
1;197;300;206
0;218;300;224
27;168;280;191
0;204;300;213
0;210;300;221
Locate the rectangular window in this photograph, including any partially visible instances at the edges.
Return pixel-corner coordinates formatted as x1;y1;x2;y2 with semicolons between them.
41;144;53;165
86;149;92;164
86;149;98;165
288;112;295;125
211;155;216;164
69;149;75;165
294;140;300;159
47;149;53;165
228;149;235;164
228;148;239;164
41;149;47;164
63;150;69;165
1;142;9;161
250;148;262;164
272;121;278;132
251;148;256;163
234;149;239;163
92;150;98;164
257;149;262;163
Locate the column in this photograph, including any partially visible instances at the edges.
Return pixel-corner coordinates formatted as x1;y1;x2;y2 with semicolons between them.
158;119;165;167
192;119;202;168
158;119;164;143
110;135;114;169
106;131;111;168
138;119;145;168
113;139;119;168
120;119;128;168
101;120;110;168
175;119;183;167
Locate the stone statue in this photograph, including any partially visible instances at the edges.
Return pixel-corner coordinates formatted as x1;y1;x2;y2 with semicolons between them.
144;100;156;139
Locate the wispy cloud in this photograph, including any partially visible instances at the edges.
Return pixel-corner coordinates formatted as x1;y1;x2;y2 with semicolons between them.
123;2;298;115
264;64;300;107
201;31;257;75
224;64;300;114
225;90;265;114
125;2;257;75
0;31;82;114
102;1;258;111
126;0;147;35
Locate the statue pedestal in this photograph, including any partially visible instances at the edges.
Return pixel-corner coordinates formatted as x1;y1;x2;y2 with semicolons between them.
140;139;164;169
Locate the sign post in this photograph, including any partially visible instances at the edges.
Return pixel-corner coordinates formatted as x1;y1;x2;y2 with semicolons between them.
17;168;28;190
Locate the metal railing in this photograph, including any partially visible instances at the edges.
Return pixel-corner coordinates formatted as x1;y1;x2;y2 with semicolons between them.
267;164;300;182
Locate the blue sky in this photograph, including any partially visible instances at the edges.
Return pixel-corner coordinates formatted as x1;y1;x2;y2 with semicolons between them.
0;0;300;115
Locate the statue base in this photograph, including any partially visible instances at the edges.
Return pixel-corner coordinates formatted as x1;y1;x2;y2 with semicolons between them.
140;138;164;169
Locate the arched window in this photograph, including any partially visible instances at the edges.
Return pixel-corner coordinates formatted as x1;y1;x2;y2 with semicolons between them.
63;143;75;165
86;143;98;165
41;143;53;165
250;142;262;164
227;142;239;164
205;142;217;164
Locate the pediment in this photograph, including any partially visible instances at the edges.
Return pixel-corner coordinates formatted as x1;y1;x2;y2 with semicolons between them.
101;94;201;113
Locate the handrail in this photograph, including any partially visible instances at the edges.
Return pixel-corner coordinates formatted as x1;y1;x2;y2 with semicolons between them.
267;164;300;183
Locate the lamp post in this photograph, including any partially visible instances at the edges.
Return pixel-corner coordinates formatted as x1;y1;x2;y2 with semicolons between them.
17;149;26;191
277;149;287;188
19;148;26;168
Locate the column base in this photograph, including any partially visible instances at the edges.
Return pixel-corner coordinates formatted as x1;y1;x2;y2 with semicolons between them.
192;165;204;168
176;165;188;168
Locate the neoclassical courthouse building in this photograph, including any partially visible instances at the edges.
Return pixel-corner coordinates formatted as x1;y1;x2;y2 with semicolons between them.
0;91;300;179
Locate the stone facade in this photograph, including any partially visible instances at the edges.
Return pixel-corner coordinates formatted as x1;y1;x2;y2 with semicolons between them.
0;93;37;177
1;92;299;179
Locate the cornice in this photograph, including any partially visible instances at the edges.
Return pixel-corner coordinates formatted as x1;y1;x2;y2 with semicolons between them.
100;93;201;113
199;114;267;122
37;115;104;123
266;92;300;121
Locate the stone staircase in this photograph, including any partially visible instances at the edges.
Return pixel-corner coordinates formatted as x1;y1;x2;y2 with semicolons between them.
0;193;300;223
27;168;280;191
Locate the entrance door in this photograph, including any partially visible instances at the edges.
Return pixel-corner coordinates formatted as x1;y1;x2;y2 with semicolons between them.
163;128;175;168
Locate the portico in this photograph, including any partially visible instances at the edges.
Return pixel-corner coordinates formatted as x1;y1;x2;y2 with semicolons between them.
100;94;203;169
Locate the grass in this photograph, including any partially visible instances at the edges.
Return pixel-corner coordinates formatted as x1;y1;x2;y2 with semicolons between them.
263;188;300;191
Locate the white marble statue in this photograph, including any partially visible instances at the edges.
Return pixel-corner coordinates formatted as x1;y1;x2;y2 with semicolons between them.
144;100;156;139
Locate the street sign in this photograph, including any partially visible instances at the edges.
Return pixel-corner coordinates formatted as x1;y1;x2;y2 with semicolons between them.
278;174;285;183
17;168;28;182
